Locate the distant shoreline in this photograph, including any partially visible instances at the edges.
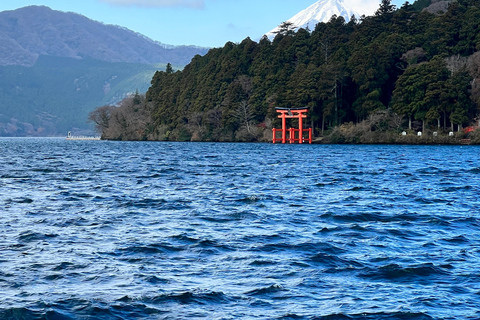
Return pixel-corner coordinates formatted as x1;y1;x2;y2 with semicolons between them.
1;135;479;145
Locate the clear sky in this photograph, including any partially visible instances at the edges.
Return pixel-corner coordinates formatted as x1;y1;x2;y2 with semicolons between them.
0;0;405;48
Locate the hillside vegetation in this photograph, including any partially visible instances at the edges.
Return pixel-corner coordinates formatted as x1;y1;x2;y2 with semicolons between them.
0;6;208;137
0;56;163;136
95;0;480;143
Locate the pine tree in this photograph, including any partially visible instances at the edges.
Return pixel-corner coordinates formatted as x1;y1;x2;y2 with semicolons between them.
274;21;297;36
166;63;174;74
375;0;396;15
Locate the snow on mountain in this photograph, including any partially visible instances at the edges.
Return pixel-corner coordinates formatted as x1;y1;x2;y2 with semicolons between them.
265;0;378;39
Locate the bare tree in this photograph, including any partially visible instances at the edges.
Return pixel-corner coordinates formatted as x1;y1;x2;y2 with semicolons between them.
206;106;222;129
188;111;204;128
234;100;253;133
93;93;155;140
187;111;207;141
88;105;116;134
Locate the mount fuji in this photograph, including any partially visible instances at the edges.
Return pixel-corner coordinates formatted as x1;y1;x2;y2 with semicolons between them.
265;0;378;39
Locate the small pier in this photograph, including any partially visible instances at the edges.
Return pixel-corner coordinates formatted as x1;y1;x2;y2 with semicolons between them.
66;132;101;141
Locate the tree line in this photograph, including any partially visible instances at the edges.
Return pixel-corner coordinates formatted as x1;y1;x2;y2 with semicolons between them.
90;0;480;142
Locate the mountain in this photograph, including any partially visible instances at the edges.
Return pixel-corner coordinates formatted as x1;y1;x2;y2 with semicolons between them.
0;6;209;137
265;0;377;39
0;56;162;136
0;5;208;67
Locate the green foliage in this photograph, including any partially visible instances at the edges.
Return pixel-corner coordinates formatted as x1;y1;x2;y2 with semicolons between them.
166;63;174;74
375;0;396;16
106;0;480;141
274;21;298;37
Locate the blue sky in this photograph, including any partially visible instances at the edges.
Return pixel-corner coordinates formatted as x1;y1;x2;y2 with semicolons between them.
0;0;405;48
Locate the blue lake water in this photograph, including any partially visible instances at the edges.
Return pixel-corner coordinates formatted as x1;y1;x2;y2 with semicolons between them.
1;138;480;319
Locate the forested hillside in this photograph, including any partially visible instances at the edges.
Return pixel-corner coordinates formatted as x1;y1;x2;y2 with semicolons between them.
0;6;208;137
95;0;480;142
0;56;162;136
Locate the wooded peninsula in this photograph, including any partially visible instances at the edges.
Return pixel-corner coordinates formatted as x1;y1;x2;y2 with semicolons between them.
89;0;480;144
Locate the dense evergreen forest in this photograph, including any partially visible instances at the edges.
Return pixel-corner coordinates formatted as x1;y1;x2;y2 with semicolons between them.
92;0;480;143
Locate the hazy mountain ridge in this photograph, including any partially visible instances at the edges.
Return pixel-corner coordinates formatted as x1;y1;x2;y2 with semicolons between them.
0;5;208;67
0;5;210;136
0;55;162;136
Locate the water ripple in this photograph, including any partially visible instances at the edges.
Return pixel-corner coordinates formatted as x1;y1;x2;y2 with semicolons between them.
1;139;480;319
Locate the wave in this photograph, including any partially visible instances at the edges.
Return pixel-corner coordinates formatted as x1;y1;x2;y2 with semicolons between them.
276;313;308;319
440;235;470;244
7;197;34;204
17;231;58;243
31;167;60;173
310;311;434;320
131;290;233;305
319;211;414;223
309;253;364;269
359;263;451;282
116;243;185;255
245;284;285;296
415;167;453;176
440;185;473;192
467;167;480;174
0;308;49;320
233;194;279;203
112;197;192;210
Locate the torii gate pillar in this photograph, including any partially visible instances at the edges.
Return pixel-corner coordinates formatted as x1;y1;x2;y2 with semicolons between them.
272;108;312;144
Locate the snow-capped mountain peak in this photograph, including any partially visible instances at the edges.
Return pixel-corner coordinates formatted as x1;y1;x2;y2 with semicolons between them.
265;0;378;39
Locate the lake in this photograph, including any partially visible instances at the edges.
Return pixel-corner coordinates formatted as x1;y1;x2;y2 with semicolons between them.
1;138;480;319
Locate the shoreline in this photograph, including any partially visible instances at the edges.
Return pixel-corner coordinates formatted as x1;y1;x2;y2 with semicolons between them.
2;132;479;145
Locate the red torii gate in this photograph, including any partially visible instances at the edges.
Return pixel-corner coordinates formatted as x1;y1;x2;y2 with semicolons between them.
272;107;312;144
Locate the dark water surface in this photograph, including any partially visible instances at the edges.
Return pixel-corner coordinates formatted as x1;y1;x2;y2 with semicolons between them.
1;138;480;319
